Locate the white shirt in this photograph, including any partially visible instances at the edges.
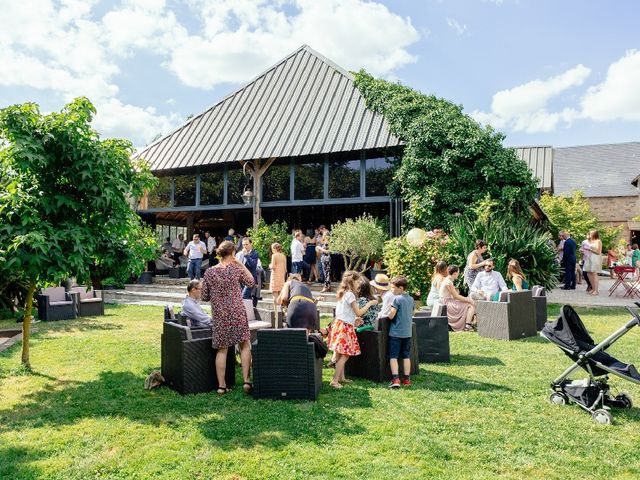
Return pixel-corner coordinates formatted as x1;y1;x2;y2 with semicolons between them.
172;238;184;252
291;238;304;262
470;270;508;298
206;236;216;254
184;241;207;259
335;291;357;325
377;290;396;319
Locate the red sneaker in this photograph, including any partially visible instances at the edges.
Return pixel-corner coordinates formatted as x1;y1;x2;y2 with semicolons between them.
402;377;411;386
388;378;401;389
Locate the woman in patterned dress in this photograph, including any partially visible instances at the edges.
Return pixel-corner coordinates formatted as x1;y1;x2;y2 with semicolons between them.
202;240;256;394
463;240;489;289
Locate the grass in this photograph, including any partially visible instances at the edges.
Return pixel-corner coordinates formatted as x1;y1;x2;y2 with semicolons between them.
1;304;639;479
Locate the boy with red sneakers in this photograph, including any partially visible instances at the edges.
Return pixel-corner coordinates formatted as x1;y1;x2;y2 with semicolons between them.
387;276;414;389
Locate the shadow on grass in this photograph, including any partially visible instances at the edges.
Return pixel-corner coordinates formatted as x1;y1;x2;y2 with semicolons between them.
519;335;549;344
451;354;505;366
0;369;369;451
418;370;512;393
0;446;46;480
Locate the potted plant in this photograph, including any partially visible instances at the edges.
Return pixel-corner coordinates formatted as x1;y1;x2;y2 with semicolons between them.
330;214;387;273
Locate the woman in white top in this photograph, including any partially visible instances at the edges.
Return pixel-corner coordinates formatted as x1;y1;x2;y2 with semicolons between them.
426;261;448;308
583;230;602;296
439;265;476;332
327;271;377;389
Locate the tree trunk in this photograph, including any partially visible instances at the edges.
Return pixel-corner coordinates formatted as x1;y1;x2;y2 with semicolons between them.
21;281;36;369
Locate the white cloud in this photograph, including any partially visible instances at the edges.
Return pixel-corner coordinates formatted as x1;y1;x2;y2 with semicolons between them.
446;18;467;35
581;49;640;122
471;65;590;133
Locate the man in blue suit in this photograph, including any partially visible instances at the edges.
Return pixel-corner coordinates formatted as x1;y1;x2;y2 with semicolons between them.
562;231;577;290
236;237;260;306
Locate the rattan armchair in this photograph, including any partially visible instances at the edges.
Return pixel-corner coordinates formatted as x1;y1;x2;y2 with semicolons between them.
413;314;450;363
160;320;235;395
70;286;104;317
531;285;548;330
252;328;323;400
37;287;77;321
345;317;419;383
476;290;537;340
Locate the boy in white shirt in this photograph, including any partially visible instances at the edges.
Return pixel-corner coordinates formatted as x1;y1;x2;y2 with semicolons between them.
371;273;395;329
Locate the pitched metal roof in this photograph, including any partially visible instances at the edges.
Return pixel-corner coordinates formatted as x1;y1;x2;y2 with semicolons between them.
514;146;553;189
135;45;401;172
553;142;640;197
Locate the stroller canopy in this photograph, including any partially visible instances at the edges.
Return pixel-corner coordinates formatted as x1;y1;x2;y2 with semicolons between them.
543;305;640;381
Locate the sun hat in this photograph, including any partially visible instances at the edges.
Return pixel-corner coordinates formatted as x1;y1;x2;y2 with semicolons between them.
371;273;391;291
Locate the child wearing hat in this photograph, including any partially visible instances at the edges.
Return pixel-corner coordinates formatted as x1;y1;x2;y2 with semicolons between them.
371;273;395;328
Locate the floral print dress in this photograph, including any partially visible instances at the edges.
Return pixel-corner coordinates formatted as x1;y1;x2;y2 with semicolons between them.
202;262;255;348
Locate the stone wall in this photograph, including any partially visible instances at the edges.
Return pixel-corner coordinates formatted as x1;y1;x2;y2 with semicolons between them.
587;195;640;240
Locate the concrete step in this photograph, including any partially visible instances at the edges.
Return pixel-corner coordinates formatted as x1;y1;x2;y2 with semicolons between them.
104;289;337;315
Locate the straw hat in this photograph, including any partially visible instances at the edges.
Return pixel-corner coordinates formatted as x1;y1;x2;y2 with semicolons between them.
371;273;391;291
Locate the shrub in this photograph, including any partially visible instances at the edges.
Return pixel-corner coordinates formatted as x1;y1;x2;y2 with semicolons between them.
383;229;449;299
446;213;559;291
246;219;291;265
330;214;387;271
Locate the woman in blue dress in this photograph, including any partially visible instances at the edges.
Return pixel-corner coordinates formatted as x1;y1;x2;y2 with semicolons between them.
507;259;529;291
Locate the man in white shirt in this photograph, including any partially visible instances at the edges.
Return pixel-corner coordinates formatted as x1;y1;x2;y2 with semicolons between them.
290;231;307;275
171;234;185;265
470;258;508;301
204;231;216;260
183;234;207;280
181;280;212;328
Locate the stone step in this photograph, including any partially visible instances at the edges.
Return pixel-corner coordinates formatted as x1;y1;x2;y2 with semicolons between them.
104;289;336;314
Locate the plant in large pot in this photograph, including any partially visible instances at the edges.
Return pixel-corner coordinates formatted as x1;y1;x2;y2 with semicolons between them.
330;214;387;272
246;219;291;284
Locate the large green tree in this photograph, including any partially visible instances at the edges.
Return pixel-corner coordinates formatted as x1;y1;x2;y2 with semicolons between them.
0;98;157;367
354;71;538;230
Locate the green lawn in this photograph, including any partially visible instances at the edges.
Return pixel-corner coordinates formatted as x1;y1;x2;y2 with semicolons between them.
1;304;639;479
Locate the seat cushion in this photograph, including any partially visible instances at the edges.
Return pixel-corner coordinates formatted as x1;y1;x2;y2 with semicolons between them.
80;298;102;303
50;301;73;306
44;287;67;302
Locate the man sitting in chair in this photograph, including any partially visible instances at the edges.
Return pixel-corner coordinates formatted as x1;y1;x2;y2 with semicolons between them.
181;280;212;328
469;258;508;301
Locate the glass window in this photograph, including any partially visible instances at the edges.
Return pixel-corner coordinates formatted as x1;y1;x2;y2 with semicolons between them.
227;167;247;205
366;157;394;197
200;171;224;205
173;175;196;206
295;161;324;200
329;160;360;198
262;164;290;202
148;176;172;208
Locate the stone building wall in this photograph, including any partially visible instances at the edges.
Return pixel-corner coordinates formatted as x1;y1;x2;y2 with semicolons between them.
587;195;640;240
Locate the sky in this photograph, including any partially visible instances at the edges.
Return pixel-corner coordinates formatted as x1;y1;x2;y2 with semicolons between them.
1;0;639;149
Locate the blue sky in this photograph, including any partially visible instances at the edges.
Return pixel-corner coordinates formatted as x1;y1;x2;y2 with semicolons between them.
1;0;638;148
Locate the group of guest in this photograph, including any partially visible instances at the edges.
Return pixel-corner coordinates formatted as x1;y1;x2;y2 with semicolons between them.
557;230;603;295
426;239;530;332
290;226;332;291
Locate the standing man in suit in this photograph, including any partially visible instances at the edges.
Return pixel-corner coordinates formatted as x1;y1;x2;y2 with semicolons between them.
562;231;577;290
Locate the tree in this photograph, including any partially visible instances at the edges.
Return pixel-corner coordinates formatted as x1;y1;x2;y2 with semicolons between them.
354;71;538;231
0;98;157;368
330;215;387;272
538;191;621;250
246;218;291;265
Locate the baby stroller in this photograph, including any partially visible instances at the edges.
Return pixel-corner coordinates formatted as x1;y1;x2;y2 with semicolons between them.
540;304;640;424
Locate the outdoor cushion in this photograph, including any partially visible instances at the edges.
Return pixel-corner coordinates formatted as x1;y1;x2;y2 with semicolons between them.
81;297;102;303
50;300;73;306
498;291;510;302
44;287;67;302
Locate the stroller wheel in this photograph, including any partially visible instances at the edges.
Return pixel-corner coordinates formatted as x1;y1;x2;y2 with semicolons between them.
616;393;633;409
592;409;613;425
549;392;568;405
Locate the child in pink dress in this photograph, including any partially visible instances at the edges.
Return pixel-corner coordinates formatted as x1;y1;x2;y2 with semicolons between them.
328;272;378;389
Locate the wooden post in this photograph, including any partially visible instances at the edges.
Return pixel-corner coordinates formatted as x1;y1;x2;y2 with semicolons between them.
246;158;276;230
186;213;195;239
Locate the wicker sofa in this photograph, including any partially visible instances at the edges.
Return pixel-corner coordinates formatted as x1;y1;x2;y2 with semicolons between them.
476;290;537;340
345;317;419;383
70;286;104;317
160;319;235;395
37;287;77;321
252;328;323;400
531;285;548;330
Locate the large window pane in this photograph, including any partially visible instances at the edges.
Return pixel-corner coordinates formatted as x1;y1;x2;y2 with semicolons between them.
148;176;172;208
366;157;394;197
295;161;324;200
200;171;224;205
329;160;360;198
174;175;196;206
262;164;290;202
227;168;246;204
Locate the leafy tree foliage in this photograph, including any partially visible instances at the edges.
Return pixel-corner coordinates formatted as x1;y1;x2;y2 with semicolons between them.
0;98;156;367
246;218;291;265
330;214;387;271
354;71;538;230
538;191;621;251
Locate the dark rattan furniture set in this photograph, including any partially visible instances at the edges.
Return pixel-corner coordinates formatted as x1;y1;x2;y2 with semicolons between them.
38;286;105;321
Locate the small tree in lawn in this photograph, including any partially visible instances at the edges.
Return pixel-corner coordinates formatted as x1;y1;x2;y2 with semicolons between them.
330;214;387;272
0;98;157;368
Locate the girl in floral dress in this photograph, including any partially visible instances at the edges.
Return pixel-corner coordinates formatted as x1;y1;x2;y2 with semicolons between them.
328;272;378;389
202;240;255;394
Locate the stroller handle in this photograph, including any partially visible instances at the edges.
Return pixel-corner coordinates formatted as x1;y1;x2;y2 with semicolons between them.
627;304;640;325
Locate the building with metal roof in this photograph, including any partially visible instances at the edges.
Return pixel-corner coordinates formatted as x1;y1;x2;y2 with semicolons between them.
137;45;403;238
514;146;553;191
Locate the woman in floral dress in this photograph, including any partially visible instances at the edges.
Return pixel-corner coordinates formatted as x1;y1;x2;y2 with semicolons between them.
202;240;255;394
